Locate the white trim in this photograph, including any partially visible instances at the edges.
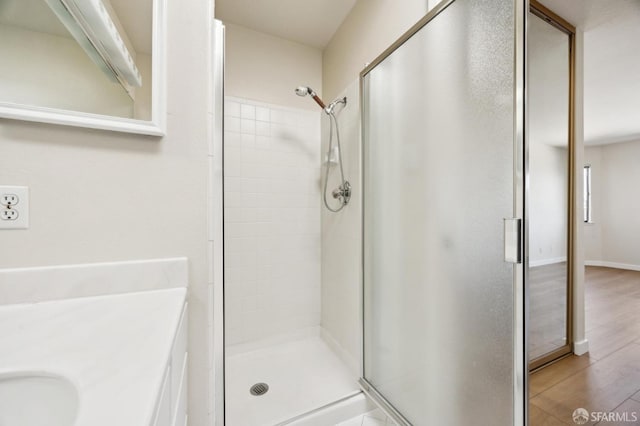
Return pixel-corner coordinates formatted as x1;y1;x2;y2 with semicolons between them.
529;257;567;267
210;19;225;426
0;103;164;136
151;0;167;135
573;339;589;356
585;260;640;272
0;0;166;136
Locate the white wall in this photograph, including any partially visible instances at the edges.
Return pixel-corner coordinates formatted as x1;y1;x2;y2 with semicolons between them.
0;0;213;424
322;0;429;100
320;79;361;374
223;97;322;346
223;23;323;112
318;0;433;374
0;24;151;120
585;140;640;269
529;143;569;266
133;53;153;120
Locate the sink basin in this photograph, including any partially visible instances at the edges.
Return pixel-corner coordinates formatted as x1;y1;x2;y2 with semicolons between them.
0;372;79;426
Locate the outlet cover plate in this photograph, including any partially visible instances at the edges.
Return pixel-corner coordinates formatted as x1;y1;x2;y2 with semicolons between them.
0;186;29;229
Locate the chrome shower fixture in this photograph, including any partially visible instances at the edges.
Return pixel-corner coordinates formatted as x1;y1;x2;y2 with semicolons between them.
295;85;350;212
295;86;348;116
325;97;347;115
332;181;351;204
295;86;327;111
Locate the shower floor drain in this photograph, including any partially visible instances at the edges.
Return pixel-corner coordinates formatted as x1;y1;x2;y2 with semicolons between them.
250;382;269;396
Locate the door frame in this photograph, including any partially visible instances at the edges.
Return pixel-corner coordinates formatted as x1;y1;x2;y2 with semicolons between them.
527;0;577;372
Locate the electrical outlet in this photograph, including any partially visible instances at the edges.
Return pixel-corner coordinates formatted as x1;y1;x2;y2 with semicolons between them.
0;186;29;230
1;194;19;206
1;209;19;220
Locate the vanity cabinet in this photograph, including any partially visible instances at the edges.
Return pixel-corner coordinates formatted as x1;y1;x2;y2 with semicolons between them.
153;302;188;426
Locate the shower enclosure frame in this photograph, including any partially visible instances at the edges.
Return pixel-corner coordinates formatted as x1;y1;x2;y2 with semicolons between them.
527;0;577;372
211;18;226;426
357;0;528;424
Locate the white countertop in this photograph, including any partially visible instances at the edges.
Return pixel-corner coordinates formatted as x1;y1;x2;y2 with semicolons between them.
0;288;187;426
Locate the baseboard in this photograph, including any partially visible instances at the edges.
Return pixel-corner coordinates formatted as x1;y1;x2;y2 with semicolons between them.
585;260;640;272
529;257;567;267
574;339;589;356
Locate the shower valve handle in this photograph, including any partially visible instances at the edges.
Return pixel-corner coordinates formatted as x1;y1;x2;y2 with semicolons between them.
332;181;352;205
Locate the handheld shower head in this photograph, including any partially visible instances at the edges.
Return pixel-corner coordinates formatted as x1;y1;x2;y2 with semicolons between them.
294;85;326;110
295;86;310;97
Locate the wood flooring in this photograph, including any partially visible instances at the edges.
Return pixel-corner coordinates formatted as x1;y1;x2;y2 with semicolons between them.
529;266;640;425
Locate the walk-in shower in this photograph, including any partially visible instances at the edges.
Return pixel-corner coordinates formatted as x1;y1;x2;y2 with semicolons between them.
295;86;351;212
223;83;363;425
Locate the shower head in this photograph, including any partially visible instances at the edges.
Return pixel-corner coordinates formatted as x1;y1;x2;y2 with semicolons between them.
294;85;326;110
295;86;311;97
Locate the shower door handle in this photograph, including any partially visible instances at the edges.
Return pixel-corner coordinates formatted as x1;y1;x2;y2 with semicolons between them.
504;218;522;264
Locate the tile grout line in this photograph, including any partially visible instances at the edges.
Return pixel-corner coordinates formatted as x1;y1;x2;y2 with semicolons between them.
534;338;640;398
535;346;636;402
531;357;599;396
611;397;637;411
594;396;640;426
529;399;572;425
531;341;640;426
587;332;640;362
593;339;640;363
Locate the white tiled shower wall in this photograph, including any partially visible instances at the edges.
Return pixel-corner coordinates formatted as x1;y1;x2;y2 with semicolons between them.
224;96;322;346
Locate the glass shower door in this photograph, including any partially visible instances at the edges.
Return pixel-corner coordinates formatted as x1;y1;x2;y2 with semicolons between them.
360;0;526;424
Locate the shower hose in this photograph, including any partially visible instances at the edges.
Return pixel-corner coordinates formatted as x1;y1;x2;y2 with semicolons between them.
323;109;348;213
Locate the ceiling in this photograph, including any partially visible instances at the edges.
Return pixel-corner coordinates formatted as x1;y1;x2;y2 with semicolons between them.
215;0;357;49
0;0;152;55
539;0;640;146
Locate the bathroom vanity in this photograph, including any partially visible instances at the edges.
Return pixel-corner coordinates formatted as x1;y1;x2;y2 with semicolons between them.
0;259;188;426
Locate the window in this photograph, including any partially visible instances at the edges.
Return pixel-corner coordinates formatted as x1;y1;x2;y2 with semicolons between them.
583;165;592;223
